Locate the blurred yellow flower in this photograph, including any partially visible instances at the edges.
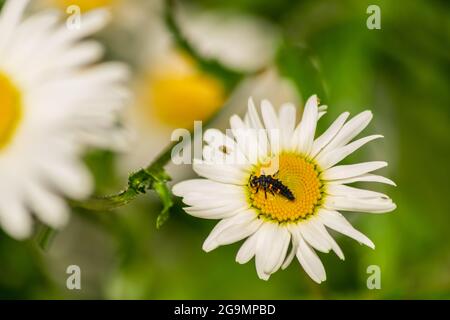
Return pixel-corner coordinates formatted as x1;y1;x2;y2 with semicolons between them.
144;52;225;129
49;0;118;11
0;73;22;151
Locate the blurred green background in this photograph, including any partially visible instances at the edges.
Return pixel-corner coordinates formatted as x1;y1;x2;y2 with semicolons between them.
0;0;449;299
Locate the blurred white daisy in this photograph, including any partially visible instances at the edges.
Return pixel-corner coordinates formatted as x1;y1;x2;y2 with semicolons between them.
173;95;396;283
176;4;280;73
0;0;129;239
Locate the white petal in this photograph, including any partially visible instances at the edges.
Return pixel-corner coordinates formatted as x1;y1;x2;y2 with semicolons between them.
216;218;262;246
294;95;319;155
5;10;60;70
261;100;280;154
318;105;328;113
36;158;94;200
202;210;260;252
193;160;248;185
318;105;328;120
316;135;383;169
254;224;273;280
182;192;246;208
203;129;248;165
296;221;331;253
327;173;397;186
246;97;264;130
0;192;33;240
53;41;104;69
273;230;292;272
0;0;28;56
44;9;110;51
321;111;373;154
322;161;388;181
229;115;259;162
307;218;345;260
254;128;270;161
24;180;70;228
245;99;269;159
317;209;375;249
326;184;389;199
311;112;350;158
281;241;297;270
255;223;290;276
184;202;248;220
279;103;297;149
172;179;242;197
295;233;327;284
236;232;258;264
325;196;396;213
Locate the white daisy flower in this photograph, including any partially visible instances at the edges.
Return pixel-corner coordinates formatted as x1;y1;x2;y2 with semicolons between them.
173;95;396;283
0;0;130;239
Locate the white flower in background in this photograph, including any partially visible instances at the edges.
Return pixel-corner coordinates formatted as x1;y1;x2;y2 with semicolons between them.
0;0;130;239
173;95;396;283
176;5;280;73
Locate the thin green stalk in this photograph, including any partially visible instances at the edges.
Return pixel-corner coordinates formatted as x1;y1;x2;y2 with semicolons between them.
36;225;57;251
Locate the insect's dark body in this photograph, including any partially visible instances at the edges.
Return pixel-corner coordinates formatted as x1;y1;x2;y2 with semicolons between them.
249;174;295;201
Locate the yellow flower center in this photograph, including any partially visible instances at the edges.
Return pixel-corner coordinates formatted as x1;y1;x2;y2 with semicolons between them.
143;52;225;129
50;0;117;11
0;72;22;152
249;153;324;223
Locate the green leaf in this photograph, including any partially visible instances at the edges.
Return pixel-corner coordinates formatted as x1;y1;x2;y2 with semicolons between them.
153;179;174;229
128;169;154;194
145;167;173;229
128;166;174;228
35;225;57;251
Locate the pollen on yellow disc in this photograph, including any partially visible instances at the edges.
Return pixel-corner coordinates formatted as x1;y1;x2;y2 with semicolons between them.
249;153;323;223
50;0;117;12
145;52;225;129
0;73;22;152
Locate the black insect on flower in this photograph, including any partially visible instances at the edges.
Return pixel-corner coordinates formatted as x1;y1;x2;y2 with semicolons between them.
249;172;295;201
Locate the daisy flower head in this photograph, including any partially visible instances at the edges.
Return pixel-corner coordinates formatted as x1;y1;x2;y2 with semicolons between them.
0;0;130;239
173;95;396;283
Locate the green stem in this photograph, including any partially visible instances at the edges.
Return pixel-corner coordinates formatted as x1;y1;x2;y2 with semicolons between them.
69;188;139;211
36;226;57;251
